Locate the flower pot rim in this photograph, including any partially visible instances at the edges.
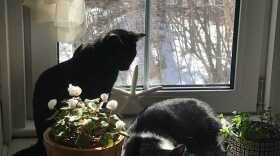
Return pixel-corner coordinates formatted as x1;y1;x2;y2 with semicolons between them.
43;128;124;152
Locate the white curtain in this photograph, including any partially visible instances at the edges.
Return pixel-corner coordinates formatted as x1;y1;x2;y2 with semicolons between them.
22;0;86;42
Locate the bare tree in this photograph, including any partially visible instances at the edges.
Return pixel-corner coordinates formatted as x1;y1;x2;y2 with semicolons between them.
152;0;236;85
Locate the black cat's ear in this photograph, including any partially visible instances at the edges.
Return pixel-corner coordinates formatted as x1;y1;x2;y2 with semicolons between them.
170;144;186;156
104;32;125;45
133;32;145;41
73;44;84;58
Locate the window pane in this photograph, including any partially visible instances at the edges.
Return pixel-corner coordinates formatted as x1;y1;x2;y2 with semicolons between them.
149;0;237;86
59;0;145;86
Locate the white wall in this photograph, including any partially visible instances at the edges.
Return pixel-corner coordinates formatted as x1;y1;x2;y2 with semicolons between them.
0;63;3;156
0;0;6;153
270;1;280;114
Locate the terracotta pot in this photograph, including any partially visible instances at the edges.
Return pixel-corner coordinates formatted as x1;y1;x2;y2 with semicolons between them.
43;128;124;156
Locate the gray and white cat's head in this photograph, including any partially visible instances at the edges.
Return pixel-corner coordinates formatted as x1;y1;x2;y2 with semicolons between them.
122;132;186;156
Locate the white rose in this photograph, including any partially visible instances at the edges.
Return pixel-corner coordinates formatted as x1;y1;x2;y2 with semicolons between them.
115;120;126;130
48;99;57;110
67;99;78;108
106;100;118;111
100;93;109;102
68;84;82;97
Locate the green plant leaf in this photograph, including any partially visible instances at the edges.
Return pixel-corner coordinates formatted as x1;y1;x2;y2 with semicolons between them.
68;115;81;122
88;102;98;111
75;133;90;148
54;131;66;142
100;133;113;147
100;121;109;128
91;116;99;121
83;119;94;130
217;113;224;119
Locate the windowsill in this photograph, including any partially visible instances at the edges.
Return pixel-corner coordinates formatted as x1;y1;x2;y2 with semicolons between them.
12;120;36;138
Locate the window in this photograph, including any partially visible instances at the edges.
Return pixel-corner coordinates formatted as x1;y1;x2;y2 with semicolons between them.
1;0;273;140
59;0;240;89
29;0;270;115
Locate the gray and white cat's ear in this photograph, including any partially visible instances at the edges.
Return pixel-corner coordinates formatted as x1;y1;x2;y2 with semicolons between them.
170;144;187;156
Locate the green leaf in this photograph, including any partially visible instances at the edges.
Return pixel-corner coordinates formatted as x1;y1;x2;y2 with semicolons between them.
100;133;113;147
91;116;99;121
217;113;224;119
57;119;66;126
54;131;66;142
88;102;98;110
83;119;94;130
75;133;90;148
100;121;109;128
68;115;81;122
74;108;83;116
99;113;107;117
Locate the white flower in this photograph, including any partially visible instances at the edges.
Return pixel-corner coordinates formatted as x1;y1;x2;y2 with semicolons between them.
115;120;126;130
106;100;118;111
98;102;104;109
100;93;109;102
67;99;78;108
67;84;82;97
48;99;57;110
77;102;85;108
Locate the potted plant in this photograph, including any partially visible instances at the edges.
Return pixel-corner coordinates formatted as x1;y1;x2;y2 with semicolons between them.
218;110;280;156
43;84;127;156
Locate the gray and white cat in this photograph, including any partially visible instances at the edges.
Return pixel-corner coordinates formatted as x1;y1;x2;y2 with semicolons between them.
122;98;222;156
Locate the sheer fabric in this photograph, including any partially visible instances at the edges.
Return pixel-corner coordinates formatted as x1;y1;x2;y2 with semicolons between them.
22;0;86;42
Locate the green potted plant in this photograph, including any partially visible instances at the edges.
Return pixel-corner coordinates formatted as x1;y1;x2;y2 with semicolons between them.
43;84;127;156
218;110;280;156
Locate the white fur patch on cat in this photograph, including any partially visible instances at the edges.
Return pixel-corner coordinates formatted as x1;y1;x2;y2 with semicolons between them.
136;132;175;150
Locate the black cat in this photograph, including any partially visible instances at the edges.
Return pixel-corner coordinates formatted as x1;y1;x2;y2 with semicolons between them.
14;29;145;156
122;98;222;156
